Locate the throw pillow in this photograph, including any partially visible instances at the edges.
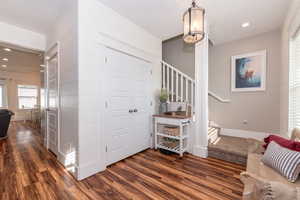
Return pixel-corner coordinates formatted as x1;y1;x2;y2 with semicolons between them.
263;134;297;151
262;141;300;182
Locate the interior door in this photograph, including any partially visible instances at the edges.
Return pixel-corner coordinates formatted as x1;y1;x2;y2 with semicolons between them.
131;58;151;153
46;52;59;156
104;48;151;166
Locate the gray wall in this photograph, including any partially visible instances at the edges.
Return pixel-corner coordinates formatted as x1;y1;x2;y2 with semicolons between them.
162;36;195;78
209;30;281;133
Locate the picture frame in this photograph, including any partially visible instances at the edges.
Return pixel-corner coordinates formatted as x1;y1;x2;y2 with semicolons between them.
231;50;267;92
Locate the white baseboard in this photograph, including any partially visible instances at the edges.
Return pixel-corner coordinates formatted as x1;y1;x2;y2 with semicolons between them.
56;152;76;177
76;161;106;181
220;128;269;141
193;145;208;158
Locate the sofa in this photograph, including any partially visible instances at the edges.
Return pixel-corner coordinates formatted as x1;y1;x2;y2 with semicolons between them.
242;129;300;200
0;109;14;139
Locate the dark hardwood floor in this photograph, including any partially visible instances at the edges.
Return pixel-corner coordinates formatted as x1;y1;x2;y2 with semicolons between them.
0;122;245;200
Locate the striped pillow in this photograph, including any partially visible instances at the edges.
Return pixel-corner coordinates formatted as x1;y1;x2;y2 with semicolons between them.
261;141;300;182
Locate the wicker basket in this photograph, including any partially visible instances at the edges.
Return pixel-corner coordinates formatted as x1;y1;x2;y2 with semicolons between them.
162;140;179;149
163;126;180;136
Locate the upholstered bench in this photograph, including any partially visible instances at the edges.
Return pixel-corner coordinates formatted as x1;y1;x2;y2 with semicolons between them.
241;129;300;200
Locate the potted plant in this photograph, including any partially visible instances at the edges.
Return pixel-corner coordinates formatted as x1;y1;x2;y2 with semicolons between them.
159;89;168;114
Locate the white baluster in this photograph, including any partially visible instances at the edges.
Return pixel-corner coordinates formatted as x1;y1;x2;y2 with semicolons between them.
171;68;174;102
186;78;188;103
181;75;183;102
176;71;179;102
191;82;194;113
162;63;165;89
167;66;170;101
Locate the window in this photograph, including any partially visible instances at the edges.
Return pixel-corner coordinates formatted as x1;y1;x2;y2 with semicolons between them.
289;33;300;130
18;85;38;109
0;82;7;108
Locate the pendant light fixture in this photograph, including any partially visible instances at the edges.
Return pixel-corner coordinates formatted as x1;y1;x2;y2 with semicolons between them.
183;0;205;44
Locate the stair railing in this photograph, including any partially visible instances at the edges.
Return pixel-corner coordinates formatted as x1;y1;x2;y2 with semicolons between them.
161;61;230;115
161;61;195;109
208;91;230;103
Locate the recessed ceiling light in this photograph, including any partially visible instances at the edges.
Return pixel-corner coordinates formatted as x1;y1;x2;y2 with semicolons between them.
242;22;250;28
1;65;7;68
3;48;11;52
2;58;8;62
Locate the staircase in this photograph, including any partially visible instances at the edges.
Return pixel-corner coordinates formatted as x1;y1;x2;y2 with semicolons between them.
161;61;221;137
161;61;253;166
208;121;221;143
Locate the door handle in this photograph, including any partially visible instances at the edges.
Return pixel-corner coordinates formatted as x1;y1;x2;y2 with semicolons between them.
133;109;138;113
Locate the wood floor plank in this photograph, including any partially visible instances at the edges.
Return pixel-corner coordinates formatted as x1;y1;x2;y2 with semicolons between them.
135;152;244;191
125;155;237;200
117;160;211;200
0;122;245;200
110;163;194;200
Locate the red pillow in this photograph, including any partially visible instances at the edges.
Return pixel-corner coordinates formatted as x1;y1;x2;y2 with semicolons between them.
264;135;297;151
294;141;300;151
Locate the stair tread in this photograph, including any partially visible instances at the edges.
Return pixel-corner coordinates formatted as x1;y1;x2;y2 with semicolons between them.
208;135;249;157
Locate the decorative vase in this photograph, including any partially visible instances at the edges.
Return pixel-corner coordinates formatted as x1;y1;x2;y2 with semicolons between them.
159;102;168;114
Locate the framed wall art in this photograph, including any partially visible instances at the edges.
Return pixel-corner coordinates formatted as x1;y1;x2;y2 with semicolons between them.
231;50;267;92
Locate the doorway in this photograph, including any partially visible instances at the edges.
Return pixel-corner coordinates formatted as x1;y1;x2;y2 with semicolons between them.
0;42;44;131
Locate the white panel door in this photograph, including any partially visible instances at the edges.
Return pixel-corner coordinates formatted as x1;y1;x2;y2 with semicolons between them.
130;58;151;153
104;48;151;166
46;53;59;155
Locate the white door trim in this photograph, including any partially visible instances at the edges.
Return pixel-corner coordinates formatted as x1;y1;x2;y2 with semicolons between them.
45;42;61;157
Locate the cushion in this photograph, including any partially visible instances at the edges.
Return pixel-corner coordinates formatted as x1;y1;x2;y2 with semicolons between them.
247;138;265;154
240;172;300;200
261;141;300;182
264;134;296;150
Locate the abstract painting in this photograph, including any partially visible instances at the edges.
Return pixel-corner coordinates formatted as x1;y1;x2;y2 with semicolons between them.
231;50;266;92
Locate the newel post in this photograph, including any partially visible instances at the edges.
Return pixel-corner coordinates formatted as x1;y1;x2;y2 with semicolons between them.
193;19;209;158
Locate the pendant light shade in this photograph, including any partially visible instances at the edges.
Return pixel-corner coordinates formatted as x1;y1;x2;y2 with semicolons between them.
183;0;205;44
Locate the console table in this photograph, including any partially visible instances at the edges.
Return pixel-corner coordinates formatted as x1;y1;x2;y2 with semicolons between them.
153;114;191;157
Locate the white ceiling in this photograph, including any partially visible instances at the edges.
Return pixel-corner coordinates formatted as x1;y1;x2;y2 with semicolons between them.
0;0;292;44
0;44;43;73
98;0;292;44
0;0;71;35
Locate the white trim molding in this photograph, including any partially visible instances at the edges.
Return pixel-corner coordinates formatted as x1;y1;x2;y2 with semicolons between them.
220;128;270;141
76;161;106;181
193;145;208;158
45;42;62;158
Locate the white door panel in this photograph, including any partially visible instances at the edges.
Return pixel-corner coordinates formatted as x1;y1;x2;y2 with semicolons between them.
46;53;59;156
104;47;151;166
